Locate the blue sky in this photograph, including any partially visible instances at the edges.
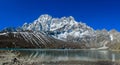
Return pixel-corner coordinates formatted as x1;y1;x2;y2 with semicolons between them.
0;0;120;31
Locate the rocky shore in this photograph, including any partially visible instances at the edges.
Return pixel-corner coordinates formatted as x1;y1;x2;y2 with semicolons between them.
2;60;120;65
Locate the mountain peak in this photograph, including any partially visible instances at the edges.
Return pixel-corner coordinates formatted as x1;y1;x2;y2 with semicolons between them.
22;14;94;40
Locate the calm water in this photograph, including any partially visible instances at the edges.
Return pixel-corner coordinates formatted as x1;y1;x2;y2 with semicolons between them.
0;49;120;63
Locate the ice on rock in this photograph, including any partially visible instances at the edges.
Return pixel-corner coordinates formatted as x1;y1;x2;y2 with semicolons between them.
110;34;113;41
0;33;7;35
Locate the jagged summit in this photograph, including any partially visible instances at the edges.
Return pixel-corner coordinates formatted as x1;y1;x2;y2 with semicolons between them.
22;14;93;31
22;14;94;40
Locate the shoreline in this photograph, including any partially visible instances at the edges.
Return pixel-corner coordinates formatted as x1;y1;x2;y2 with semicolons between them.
2;60;120;65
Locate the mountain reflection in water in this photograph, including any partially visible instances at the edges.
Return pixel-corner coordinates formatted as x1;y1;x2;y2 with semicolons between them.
0;49;120;64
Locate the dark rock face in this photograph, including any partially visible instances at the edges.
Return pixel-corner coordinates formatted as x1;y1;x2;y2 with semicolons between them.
0;32;87;49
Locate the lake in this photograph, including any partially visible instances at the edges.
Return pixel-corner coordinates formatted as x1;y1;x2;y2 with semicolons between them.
0;49;120;65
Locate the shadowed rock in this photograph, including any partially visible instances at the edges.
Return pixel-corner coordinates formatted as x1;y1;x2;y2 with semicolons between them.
0;32;87;49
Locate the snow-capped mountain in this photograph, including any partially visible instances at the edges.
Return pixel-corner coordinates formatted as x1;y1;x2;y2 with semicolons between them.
22;14;95;40
1;14;120;49
21;14;120;49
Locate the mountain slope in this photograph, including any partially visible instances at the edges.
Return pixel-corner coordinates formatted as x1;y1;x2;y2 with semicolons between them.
0;32;86;49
